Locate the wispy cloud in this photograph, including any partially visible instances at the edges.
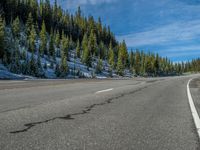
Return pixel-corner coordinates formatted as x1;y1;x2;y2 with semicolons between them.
162;51;200;58
117;20;200;47
159;45;200;53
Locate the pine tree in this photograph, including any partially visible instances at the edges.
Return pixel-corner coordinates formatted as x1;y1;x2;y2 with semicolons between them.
39;20;47;55
55;63;61;77
37;54;45;77
9;50;20;74
49;33;55;58
120;40;128;67
145;56;152;76
61;34;69;59
0;15;5;60
69;35;74;50
96;58;103;74
154;53;160;76
83;44;91;67
12;16;20;37
82;34;91;67
88;30;97;56
129;50;134;69
3;53;8;66
55;30;60;48
117;49;124;76
117;54;124;76
108;41;115;69
76;39;81;58
29;25;36;52
26;13;33;36
135;50;141;75
82;34;88;51
99;41;106;59
29;52;37;76
60;51;68;78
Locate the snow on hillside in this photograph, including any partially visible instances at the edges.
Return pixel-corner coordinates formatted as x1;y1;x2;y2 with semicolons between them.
0;28;132;80
0;64;35;80
0;49;132;79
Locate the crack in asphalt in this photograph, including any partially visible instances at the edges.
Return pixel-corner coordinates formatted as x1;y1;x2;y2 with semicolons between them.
10;86;148;134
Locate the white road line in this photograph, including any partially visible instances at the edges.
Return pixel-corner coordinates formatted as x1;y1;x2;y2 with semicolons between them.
187;78;200;139
95;88;113;94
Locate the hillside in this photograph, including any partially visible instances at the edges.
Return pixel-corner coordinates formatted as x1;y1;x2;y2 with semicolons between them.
0;0;197;79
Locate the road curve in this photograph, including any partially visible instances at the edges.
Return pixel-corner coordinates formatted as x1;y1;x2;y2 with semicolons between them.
0;76;199;150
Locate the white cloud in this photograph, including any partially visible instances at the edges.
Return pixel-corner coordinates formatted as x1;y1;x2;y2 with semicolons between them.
162;51;200;57
117;20;200;47
159;45;200;53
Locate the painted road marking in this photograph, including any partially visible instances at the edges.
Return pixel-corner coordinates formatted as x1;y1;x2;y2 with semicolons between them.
187;78;200;139
95;88;113;94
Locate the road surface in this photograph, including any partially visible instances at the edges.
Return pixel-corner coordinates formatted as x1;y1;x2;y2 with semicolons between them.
0;76;200;150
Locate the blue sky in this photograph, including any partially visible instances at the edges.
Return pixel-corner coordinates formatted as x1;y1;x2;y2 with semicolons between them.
54;0;200;61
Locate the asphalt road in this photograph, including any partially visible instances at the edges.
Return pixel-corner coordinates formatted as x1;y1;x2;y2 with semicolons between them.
0;75;200;150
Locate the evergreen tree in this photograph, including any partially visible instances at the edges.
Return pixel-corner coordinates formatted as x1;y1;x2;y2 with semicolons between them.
28;25;36;52
39;20;47;55
96;58;103;74
61;34;69;59
55;63;61;77
88;30;97;56
55;30;60;48
0;16;5;60
82;33;91;66
60;51;68;78
10;49;21;74
12;16;20;37
108;41;115;69
36;54;45;77
49;33;55;58
120;40;128;67
81;33;88;54
145;56;152;76
154;53;160;75
99;41;106;59
83;44;92;67
117;49;124;76
129;50;134;69
69;35;74;50
76;39;81;58
29;52;37;76
3;53;8;66
135;51;141;75
26;13;34;36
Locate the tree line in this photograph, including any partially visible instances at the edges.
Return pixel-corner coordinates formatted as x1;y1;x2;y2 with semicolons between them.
0;0;198;78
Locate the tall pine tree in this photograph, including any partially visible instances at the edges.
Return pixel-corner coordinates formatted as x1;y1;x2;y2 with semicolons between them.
108;41;115;69
0;15;5;60
29;25;36;52
76;39;81;58
49;32;55;58
60;51;68;78
12;16;20;37
26;13;33;36
39;20;47;55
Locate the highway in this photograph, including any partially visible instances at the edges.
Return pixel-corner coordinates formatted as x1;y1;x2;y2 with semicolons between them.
0;75;200;150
